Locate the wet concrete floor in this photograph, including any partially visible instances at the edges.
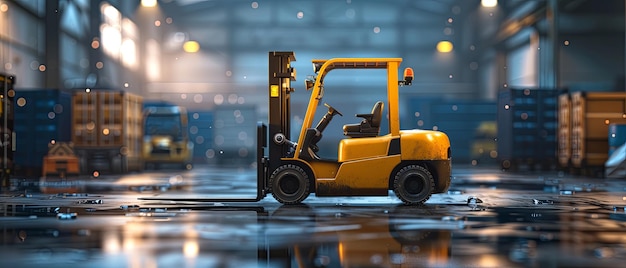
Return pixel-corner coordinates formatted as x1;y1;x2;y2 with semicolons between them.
1;165;626;268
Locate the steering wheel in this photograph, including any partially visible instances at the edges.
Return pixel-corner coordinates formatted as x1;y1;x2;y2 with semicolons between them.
307;103;343;153
324;103;343;117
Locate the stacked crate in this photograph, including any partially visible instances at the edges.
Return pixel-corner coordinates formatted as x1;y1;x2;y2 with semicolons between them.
568;92;626;173
558;93;572;169
13;89;72;177
497;88;563;170
72;90;143;174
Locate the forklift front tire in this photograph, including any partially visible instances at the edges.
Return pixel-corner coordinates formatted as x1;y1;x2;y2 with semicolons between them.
393;165;435;205
270;164;310;204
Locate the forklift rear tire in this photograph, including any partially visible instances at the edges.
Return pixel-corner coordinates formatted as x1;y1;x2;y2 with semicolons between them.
393;165;435;205
270;164;310;204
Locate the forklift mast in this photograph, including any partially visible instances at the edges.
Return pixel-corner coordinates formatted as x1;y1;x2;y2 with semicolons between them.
267;52;296;173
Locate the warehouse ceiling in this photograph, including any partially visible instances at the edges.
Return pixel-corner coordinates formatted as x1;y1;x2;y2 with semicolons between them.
145;0;626;65
163;0;460;16
155;0;476;49
157;0;625;36
136;0;624;110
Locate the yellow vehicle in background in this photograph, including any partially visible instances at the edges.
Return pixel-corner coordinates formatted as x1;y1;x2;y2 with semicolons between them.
262;52;451;205
143;105;193;170
471;121;498;166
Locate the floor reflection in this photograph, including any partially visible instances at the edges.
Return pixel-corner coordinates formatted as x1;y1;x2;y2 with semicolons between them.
2;166;626;267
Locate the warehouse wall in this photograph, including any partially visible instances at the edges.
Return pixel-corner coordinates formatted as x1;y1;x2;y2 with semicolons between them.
2;1;623;95
560;33;625;92
0;0;624;166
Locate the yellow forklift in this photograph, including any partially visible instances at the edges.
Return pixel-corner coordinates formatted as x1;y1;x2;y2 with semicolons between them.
260;51;451;205
145;51;451;205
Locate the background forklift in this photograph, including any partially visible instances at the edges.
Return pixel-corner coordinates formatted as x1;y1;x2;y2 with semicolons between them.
260;51;451;205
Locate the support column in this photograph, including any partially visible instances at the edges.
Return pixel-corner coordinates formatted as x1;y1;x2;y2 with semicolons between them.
44;1;60;88
539;0;560;88
88;1;107;89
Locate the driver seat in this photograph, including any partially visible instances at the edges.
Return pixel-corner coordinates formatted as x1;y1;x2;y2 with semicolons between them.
343;101;384;138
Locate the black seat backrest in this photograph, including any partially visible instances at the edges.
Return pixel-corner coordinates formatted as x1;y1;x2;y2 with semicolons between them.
370;101;383;127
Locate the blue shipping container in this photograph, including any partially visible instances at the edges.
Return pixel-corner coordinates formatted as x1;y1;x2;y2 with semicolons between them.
609;123;626;156
13;89;72;174
406;97;497;164
187;110;214;164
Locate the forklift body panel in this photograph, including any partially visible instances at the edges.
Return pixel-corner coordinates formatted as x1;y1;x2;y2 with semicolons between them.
399;130;451;161
316;155;401;196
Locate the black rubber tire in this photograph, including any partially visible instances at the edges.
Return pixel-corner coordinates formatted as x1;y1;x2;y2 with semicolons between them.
270;164;310;204
393;165;435;205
